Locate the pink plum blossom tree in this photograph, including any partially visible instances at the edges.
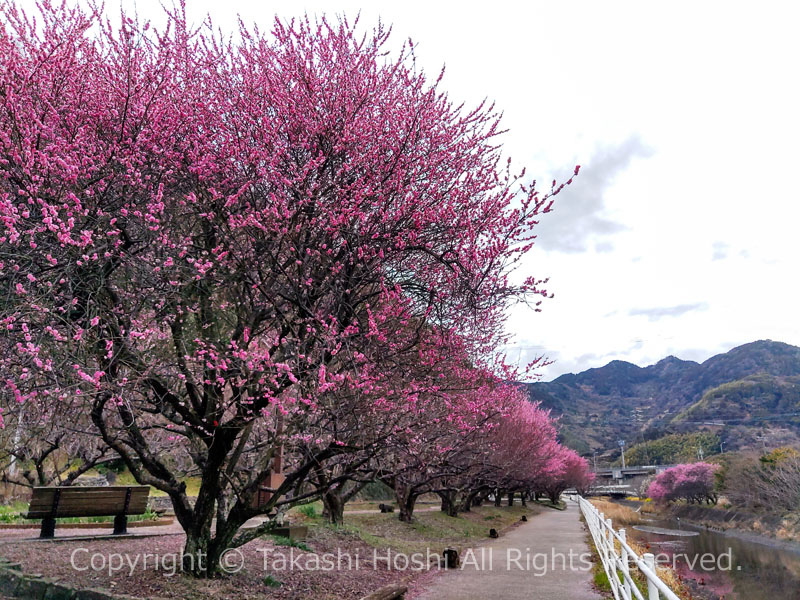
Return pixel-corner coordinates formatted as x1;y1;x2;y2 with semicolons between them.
0;2;576;573
537;446;594;503
647;462;719;505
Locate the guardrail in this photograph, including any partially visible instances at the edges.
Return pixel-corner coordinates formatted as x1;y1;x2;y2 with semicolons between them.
576;495;681;600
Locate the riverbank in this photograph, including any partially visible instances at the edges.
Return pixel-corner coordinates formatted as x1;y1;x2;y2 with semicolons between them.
599;498;800;600
642;502;800;551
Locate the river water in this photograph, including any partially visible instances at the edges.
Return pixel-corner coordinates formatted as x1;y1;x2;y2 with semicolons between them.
625;513;800;599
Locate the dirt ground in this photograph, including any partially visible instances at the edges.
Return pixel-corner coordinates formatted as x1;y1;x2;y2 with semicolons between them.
0;503;537;600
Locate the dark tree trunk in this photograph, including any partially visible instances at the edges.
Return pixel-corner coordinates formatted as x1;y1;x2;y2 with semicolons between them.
494;489;502;507
177;476;223;575
507;492;514;507
399;495;417;522
322;489;345;525
182;530;211;575
180;507;239;576
461;489;480;513
173;428;257;577
395;485;418;523
473;490;489;507
438;491;459;517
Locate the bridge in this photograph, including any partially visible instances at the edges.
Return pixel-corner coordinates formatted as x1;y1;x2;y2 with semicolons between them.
586;484;637;498
588;464;673;498
593;464;673;479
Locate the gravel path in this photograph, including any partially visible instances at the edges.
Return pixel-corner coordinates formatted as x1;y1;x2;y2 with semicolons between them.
0;522;184;543
0;523;406;599
412;501;603;600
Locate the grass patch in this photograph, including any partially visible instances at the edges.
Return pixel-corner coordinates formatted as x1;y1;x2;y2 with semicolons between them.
593;564;612;593
269;535;312;552
590;499;643;527
289;500;323;521
112;470;201;497
296;504;318;518
534;499;567;510
329;504;536;555
0;504;161;525
0;502;28;523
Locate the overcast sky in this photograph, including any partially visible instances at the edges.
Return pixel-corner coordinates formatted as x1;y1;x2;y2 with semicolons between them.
122;0;800;381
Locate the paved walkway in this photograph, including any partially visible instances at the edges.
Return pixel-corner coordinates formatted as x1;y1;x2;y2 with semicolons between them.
415;501;603;600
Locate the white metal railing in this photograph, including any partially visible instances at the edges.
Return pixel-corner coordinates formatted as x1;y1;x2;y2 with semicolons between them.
575;495;681;600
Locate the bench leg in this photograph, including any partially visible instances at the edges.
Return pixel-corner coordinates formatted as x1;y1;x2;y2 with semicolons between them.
40;517;56;539
113;514;128;535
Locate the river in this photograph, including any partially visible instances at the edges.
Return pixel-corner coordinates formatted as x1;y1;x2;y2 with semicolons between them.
624;509;800;600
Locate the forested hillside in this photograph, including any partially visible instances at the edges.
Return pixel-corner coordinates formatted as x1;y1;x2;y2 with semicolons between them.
525;341;800;456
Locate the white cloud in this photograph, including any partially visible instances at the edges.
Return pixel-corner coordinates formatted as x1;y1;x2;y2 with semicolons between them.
629;303;710;322
534;136;652;253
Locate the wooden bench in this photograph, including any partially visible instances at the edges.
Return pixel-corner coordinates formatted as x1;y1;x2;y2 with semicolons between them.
25;486;150;538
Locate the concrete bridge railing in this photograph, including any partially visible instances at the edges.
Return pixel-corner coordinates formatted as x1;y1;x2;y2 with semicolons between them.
576;495;681;600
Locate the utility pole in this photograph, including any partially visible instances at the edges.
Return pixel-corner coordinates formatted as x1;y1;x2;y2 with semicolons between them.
617;439;626;469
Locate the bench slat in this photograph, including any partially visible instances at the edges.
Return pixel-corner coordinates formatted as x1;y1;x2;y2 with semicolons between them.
25;486;151;519
27;498;149;514
28;495;149;509
28;488;149;500
28;496;149;507
28;486;150;495
28;490;149;503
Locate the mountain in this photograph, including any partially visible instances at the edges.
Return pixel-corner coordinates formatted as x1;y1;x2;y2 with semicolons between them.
524;340;800;455
673;373;800;425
